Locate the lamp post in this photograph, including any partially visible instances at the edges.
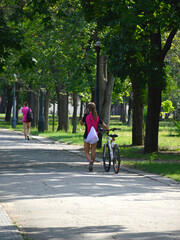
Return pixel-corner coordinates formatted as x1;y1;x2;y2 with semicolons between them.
95;41;102;148
38;69;45;132
12;74;17;128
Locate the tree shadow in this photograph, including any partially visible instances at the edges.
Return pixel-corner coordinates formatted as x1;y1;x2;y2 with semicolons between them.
3;225;179;240
1;130;180;240
1;146;180;203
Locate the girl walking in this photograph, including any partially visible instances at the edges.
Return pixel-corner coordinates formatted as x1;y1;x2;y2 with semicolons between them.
22;101;32;140
81;102;109;171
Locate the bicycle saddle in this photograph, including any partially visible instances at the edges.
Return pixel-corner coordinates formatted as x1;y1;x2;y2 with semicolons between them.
109;134;118;138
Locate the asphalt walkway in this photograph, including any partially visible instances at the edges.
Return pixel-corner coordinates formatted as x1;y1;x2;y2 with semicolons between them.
0;128;180;240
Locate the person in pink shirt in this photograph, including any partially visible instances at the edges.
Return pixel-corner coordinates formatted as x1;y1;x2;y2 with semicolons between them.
22;101;32;140
81;102;109;171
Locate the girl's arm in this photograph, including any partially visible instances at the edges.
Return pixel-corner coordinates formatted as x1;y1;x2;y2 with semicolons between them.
102;122;109;131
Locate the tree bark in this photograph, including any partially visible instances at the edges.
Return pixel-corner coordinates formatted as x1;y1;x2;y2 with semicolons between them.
100;72;115;126
15;84;20;123
144;29;163;152
120;96;126;123
99;55;115;124
144;86;161;152
99;55;107;114
56;82;69;132
72;91;78;133
44;91;49;131
132;77;144;145
0;94;6;113
5;86;13;122
127;94;132;126
144;28;177;153
28;86;39;127
79;98;84;120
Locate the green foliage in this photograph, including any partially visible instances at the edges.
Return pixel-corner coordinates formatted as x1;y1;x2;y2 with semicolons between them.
112;77;131;104
163;31;180;117
0;6;23;72
81;0;180;153
161;100;175;119
174;121;180;136
0;0;97;106
149;152;158;163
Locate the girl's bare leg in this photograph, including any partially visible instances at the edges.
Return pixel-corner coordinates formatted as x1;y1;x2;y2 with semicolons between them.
27;122;31;137
23;122;27;139
91;143;97;163
84;141;91;162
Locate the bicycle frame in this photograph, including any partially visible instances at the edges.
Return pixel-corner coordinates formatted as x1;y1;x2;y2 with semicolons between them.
103;128;121;174
106;135;115;161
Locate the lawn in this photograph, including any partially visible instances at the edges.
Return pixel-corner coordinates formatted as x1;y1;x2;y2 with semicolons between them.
0;114;179;182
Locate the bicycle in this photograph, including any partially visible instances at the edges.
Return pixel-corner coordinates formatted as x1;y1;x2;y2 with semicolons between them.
103;128;121;174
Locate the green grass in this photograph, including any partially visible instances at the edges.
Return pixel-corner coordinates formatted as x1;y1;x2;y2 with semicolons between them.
0;114;179;182
122;161;180;182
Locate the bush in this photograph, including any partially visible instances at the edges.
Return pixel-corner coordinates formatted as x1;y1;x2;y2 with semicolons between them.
175;121;180;136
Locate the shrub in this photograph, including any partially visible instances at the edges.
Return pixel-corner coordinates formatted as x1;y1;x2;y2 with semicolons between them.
174;121;180;136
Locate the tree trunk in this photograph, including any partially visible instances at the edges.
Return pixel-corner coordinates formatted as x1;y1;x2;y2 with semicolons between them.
0;93;6;113
132;77;144;146
16;90;19;124
44;91;49;130
144;29;165;153
98;55;114;125
144;86;161;152
127;94;132;126
15;84;21;123
56;82;69;132
79;98;84;120
28;87;39;128
72;91;78;133
52;101;56;131
5;86;13;122
100;72;115;126
91;88;95;102
120;96;126;123
99;55;107;114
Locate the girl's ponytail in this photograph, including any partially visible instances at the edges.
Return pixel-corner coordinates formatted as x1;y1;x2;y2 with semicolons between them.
87;102;97;120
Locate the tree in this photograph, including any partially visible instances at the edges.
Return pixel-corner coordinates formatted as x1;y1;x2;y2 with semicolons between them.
81;0;180;152
0;2;23;73
163;31;180;120
1;1;102;133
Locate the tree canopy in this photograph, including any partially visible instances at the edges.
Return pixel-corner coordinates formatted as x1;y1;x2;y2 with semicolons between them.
0;0;179;151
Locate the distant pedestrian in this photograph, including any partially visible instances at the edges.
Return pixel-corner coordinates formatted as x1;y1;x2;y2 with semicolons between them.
80;102;109;171
22;101;32;140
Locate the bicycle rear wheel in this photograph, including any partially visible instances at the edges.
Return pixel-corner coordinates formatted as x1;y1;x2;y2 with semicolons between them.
113;144;120;174
103;143;111;172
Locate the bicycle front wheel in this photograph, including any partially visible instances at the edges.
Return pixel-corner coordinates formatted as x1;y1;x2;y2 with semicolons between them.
113;144;121;174
103;143;111;172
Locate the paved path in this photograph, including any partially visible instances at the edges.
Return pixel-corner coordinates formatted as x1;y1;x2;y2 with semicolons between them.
0;128;180;240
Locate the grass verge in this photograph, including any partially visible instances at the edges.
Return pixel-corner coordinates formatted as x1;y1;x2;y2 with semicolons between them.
122;161;180;182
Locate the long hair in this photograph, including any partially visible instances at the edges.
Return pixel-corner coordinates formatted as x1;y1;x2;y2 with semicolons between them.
23;101;28;107
87;102;97;120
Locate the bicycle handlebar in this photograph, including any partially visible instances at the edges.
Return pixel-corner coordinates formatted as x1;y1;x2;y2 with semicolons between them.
108;128;121;131
98;127;121;133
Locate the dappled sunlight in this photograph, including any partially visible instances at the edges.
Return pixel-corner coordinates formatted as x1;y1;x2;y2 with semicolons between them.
0;128;180;240
0;158;178;202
